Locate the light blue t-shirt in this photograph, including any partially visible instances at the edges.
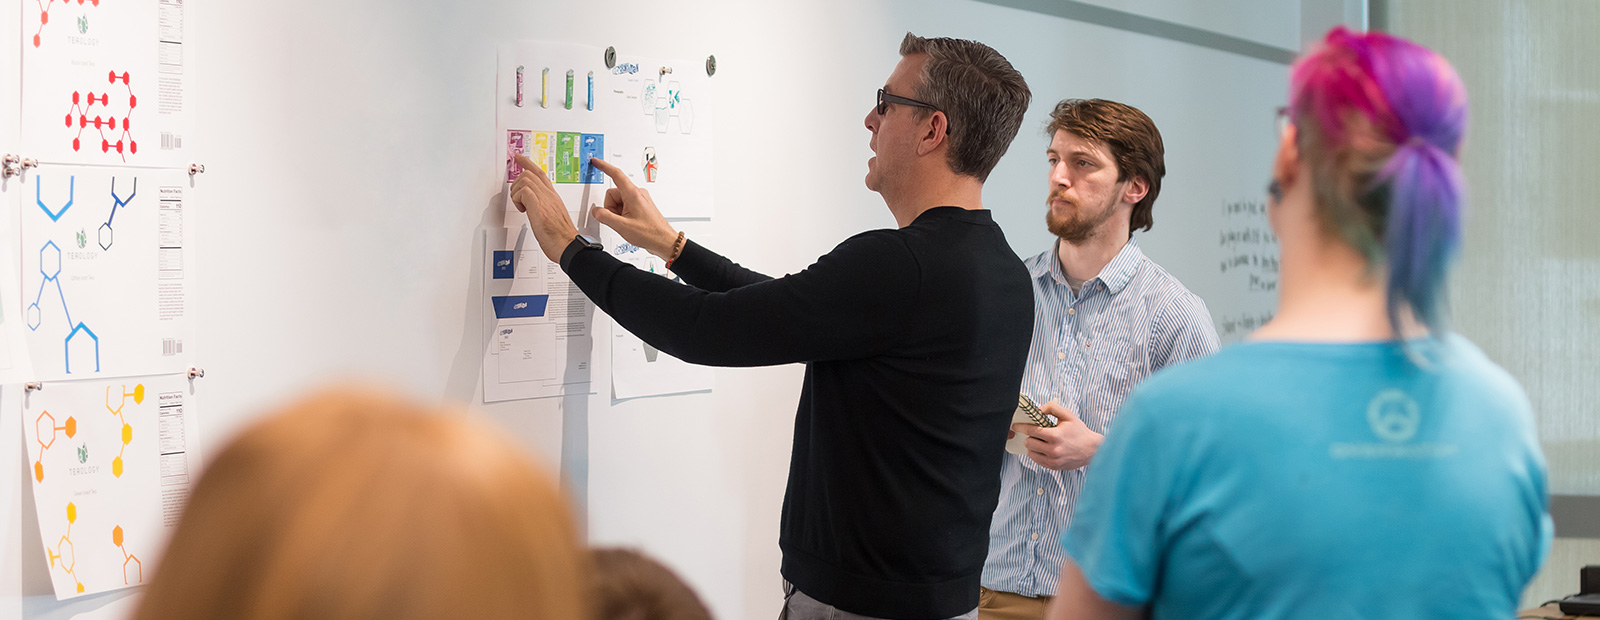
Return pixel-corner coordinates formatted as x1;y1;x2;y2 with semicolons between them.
1063;336;1551;620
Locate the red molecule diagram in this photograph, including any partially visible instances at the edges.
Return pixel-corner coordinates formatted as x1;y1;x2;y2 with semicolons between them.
32;0;103;48
64;71;138;162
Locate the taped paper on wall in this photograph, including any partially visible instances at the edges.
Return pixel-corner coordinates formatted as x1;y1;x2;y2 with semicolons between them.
602;221;714;399
481;227;595;403
24;373;199;599
20;167;195;381
21;0;192;167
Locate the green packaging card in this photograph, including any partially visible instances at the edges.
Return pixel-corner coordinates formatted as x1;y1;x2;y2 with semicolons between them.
555;132;581;183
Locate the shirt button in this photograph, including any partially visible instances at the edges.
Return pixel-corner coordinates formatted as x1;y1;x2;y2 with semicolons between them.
1067;308;1076;315
1057;352;1066;360
1036;488;1044;495
1031;533;1040;541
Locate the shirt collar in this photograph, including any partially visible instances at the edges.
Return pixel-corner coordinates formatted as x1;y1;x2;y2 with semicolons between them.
1029;247;1056;280
1098;238;1144;294
1031;237;1145;295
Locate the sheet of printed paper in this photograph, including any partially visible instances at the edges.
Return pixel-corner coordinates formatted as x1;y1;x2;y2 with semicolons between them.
2;0;18;150
602;221;714;399
2;0;25;382
482;227;596;403
20;167;194;381
487;41;716;403
21;0;192;167
498;41;715;220
24;373;200;599
0;186;38;384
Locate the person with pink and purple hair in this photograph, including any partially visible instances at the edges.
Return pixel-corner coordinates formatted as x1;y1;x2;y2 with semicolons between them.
1044;27;1552;620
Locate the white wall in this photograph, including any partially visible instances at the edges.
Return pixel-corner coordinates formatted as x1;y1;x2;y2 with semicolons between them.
1;1;1308;618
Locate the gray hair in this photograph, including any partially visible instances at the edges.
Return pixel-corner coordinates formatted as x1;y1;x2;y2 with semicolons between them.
899;33;1031;182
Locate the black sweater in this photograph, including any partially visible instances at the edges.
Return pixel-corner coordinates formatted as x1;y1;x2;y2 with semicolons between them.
561;207;1034;619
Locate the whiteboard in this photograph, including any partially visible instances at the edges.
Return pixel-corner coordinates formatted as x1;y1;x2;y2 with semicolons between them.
0;1;1325;618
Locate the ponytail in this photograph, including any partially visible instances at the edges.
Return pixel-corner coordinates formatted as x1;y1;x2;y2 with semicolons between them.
1291;27;1470;341
1376;139;1464;336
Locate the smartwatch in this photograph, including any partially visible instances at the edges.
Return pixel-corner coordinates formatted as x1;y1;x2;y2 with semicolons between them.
574;234;602;251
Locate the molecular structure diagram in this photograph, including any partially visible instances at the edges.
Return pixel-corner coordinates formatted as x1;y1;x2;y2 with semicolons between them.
100;178;134;250
106;383;144;478
30;175;103;374
64;71;138;162
113;525;142;585
31;0;103;48
46;502;85;594
32;410;79;482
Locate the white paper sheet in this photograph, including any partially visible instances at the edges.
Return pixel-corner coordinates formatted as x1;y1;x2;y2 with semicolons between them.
20;167;194;381
481;227;595;403
24;373;199;599
497;41;715;219
602;221;715;400
21;0;191;167
0;186;36;384
0;0;29;383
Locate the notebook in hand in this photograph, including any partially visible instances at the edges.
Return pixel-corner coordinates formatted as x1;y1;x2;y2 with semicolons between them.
1005;394;1056;455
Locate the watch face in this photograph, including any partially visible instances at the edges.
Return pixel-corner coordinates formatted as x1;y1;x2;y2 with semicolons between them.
579;235;603;249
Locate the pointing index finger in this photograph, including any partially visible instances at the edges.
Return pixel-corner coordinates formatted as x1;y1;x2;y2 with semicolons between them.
588;157;636;190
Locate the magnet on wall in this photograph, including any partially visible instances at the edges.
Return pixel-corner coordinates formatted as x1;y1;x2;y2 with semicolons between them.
605;46;617;69
706;55;717;77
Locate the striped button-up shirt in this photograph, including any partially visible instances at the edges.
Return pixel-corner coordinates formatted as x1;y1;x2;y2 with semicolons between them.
981;238;1220;597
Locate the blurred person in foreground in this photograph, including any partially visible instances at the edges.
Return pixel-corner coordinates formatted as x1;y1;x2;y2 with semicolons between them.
133;388;589;620
1048;26;1550;620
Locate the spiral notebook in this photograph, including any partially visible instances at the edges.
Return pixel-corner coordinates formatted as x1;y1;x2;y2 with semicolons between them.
1005;393;1057;455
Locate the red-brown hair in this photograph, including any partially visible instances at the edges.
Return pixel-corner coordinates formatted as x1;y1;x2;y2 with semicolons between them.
133;387;589;620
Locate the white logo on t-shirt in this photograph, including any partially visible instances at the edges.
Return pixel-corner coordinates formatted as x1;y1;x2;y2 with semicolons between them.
1366;389;1420;443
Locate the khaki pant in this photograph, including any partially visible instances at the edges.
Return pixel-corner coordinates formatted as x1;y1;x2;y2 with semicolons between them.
977;587;1052;620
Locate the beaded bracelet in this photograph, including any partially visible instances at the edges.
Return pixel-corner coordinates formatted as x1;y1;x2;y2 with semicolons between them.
664;231;687;269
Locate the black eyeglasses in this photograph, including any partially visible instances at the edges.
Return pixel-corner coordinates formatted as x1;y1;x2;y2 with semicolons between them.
876;88;950;134
877;88;940;116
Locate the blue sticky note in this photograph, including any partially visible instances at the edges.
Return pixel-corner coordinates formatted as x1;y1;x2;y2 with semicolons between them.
492;251;515;279
491;295;549;318
579;133;605;184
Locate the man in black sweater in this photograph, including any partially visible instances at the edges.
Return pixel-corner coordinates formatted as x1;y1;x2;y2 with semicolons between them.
511;33;1033;620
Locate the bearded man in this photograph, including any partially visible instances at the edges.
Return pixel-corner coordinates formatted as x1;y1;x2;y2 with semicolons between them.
978;99;1220;620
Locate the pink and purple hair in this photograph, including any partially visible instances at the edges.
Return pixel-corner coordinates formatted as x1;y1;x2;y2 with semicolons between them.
1289;27;1468;337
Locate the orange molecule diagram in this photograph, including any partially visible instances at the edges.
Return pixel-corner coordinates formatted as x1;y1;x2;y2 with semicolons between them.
33;410;79;482
65;71;139;161
106;383;144;478
112;525;142;585
46;502;85;594
30;0;103;48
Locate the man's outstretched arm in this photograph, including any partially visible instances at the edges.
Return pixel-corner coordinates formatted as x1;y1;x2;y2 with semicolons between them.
513;154;918;367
